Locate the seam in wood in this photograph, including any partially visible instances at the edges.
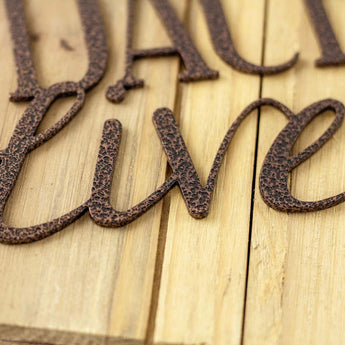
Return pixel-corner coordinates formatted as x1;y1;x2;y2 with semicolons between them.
240;0;269;343
144;1;193;343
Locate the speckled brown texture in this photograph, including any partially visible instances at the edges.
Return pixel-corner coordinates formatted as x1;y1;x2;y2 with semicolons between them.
91;98;345;227
5;0;39;101
3;0;345;245
0;0;107;244
260;99;345;212
304;0;345;66
89;119;177;226
89;101;270;225
106;0;218;103
200;0;299;75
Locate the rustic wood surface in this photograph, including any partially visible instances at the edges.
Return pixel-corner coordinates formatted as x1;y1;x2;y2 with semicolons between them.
0;0;344;344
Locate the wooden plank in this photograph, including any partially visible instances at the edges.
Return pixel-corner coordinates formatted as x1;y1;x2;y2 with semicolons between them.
243;0;345;344
152;0;265;344
0;0;185;342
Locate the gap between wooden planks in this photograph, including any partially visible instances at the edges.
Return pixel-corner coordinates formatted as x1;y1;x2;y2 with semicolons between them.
0;1;344;345
0;0;183;342
243;0;345;344
0;0;261;343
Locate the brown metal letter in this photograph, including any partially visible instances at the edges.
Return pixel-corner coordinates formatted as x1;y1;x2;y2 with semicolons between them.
304;0;345;66
200;0;299;75
106;0;218;103
0;0;107;244
89;99;294;226
89;120;177;226
260;99;345;212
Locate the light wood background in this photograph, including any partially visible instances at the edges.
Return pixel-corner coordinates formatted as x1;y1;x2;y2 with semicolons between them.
0;0;345;344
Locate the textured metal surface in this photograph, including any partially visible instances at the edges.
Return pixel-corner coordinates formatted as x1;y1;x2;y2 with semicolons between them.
2;0;345;245
90;98;345;229
260;99;345;212
200;0;299;74
90;101;278;226
304;0;345;66
106;0;219;103
0;0;107;244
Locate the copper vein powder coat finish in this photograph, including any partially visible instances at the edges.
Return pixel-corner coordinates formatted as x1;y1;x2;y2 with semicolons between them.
106;0;219;103
90;99;345;227
260;99;345;212
200;0;299;75
0;0;107;244
304;0;345;66
2;0;345;245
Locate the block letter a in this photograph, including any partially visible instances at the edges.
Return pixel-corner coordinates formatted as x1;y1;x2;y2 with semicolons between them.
106;0;218;103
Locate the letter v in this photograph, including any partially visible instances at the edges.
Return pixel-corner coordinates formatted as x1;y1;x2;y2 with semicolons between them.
89;99;290;227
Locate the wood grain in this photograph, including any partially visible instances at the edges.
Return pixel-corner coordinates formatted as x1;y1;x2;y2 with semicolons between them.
243;0;345;344
153;0;264;344
0;0;184;342
1;0;345;344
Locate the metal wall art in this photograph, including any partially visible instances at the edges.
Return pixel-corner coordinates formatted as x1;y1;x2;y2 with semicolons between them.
1;0;345;244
